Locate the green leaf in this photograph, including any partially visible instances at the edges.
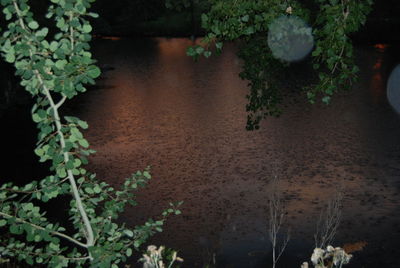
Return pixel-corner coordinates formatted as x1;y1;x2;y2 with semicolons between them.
215;42;223;50
32;113;42;123
56;18;65;29
49;242;59;251
143;171;151;179
71;127;83;139
28;21;39;30
55;60;67;69
65;160;74;170
0;219;7;227
186;46;196;57
5;53;15;63
78;139;89;148
85;187;94;194
49;41;58;52
88;12;99;18
74;158;82;168
78;120;89;129
3;7;12;20
123;230;133;237
10;225;20;234
93;185;101;193
195;46;204;54
87;66;101;78
36;27;48;37
241;15;249;22
126;248;132;257
244;26;255;35
322;96;331;104
57;168;67;178
26;256;34;265
82;24;92;33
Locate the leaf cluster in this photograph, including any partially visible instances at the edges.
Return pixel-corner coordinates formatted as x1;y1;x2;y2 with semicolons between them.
186;0;372;129
0;0;181;267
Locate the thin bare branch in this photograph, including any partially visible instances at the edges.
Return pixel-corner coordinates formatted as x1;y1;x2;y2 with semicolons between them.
314;189;343;248
268;176;290;268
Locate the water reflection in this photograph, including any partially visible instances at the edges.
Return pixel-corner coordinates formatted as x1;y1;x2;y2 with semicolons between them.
66;38;400;267
370;46;385;104
373;43;388;52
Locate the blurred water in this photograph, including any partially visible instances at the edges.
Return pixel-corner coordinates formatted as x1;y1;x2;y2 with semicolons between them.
2;38;400;267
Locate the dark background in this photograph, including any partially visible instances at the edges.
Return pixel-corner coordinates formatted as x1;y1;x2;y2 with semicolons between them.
0;0;399;39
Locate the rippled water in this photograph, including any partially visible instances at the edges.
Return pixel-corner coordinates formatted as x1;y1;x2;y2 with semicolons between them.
2;38;400;267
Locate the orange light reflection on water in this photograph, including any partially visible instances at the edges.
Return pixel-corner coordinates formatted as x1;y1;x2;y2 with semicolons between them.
80;39;400;266
371;72;383;103
373;59;382;70
370;51;385;103
156;37;204;59
374;43;388;52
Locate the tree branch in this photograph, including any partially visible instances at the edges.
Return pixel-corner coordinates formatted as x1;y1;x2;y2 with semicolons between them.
0;211;88;248
12;0;95;249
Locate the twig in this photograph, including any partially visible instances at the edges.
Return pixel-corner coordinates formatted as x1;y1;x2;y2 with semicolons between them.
268;176;290;268
0;211;88;248
314;190;343;248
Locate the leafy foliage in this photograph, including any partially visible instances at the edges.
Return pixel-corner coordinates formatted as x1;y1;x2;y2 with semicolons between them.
185;0;373;129
0;0;181;267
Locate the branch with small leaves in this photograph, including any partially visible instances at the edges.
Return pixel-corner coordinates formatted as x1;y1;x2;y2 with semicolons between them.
184;0;372;129
0;0;182;267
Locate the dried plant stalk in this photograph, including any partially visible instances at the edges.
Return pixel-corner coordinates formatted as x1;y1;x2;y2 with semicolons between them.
314;190;343;249
268;176;290;268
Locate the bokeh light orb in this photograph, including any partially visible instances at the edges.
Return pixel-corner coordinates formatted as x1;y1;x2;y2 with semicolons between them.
387;64;400;114
267;15;314;62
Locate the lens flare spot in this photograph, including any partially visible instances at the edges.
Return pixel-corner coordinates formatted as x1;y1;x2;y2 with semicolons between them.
387;64;400;114
267;15;314;62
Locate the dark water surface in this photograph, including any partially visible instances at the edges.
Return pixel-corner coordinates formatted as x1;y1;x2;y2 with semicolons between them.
2;38;400;267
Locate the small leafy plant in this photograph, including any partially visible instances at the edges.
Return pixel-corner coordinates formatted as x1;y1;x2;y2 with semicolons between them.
0;0;181;267
139;245;184;268
301;245;352;268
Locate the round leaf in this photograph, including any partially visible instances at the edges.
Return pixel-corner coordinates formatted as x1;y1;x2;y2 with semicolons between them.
28;21;39;30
